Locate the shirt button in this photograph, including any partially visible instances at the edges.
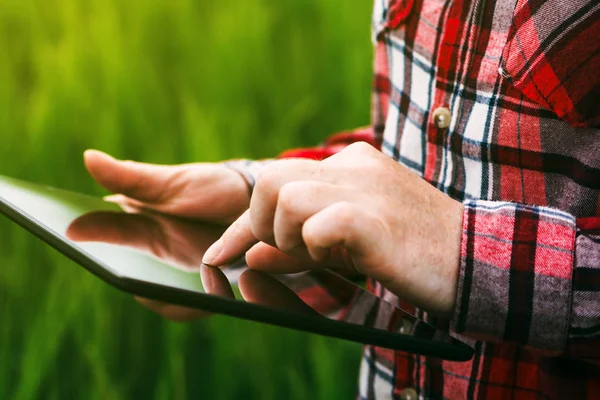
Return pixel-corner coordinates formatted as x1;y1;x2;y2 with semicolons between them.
400;387;418;400
432;106;451;129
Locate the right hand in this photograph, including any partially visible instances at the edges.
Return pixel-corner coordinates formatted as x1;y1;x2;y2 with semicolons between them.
81;150;356;319
83;149;251;224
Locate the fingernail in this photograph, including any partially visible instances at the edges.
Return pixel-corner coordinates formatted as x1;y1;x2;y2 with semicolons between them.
103;194;121;202
203;239;224;266
84;149;107;158
84;149;117;163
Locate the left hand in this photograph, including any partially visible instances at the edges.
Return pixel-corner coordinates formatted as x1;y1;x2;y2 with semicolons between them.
202;142;464;317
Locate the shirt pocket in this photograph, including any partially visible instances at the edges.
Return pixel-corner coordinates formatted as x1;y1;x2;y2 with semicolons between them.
500;0;600;128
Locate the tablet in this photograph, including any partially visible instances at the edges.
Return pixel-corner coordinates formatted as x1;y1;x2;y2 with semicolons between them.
0;174;473;361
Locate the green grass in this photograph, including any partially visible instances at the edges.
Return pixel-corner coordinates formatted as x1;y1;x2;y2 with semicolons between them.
0;0;374;398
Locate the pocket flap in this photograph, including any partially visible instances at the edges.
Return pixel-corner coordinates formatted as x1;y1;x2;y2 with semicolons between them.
372;0;415;40
501;0;600;127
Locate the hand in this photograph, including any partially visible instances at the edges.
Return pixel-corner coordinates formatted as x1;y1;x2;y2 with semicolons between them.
81;150;350;319
83;150;251;224
201;142;464;317
83;150;357;273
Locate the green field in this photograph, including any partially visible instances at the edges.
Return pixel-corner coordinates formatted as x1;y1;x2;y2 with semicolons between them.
0;0;374;398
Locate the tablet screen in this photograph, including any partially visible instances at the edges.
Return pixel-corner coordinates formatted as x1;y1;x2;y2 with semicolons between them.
0;175;473;360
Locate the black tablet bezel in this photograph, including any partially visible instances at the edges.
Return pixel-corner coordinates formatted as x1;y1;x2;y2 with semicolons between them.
0;189;474;362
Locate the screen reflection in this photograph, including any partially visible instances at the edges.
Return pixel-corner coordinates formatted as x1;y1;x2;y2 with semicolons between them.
66;210;440;340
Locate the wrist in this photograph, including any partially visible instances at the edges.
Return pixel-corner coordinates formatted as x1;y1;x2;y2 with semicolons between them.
384;195;464;318
222;160;256;199
222;159;275;196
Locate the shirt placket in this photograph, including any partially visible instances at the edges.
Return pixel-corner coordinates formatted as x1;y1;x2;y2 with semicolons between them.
426;0;487;196
424;1;488;397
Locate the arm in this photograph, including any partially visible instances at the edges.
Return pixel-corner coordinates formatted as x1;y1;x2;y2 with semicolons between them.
452;200;600;362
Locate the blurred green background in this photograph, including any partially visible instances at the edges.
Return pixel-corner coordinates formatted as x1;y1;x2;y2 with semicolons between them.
0;0;373;398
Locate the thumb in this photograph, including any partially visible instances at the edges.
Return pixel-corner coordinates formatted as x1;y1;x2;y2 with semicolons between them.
84;150;182;203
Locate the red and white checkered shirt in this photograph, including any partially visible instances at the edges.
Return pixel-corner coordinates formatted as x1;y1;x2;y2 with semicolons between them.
236;0;600;398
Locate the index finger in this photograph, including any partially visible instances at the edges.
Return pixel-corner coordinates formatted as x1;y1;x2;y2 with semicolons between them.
202;210;258;267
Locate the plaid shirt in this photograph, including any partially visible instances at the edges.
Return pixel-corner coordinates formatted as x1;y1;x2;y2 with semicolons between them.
233;0;600;398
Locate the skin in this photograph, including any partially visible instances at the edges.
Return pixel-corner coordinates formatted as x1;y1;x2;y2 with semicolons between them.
82;149;329;320
83;149;251;223
83;143;464;318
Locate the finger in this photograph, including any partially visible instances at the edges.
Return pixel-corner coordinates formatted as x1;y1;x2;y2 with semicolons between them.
103;194;147;211
273;181;353;253
202;210;258;267
204;159;325;265
200;265;236;298
249;158;321;245
245;241;354;273
103;194;157;215
84;149;184;203
238;270;318;316
134;297;210;322
302;202;382;264
245;242;317;273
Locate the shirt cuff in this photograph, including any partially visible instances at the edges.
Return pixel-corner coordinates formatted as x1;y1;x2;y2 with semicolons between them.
451;199;577;352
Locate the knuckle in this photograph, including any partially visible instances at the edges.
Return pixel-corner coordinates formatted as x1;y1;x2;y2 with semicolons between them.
275;223;301;253
302;230;320;253
254;168;278;193
253;228;272;245
276;236;296;253
333;201;356;225
229;216;246;238
247;217;272;243
343;141;375;155
278;182;303;211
